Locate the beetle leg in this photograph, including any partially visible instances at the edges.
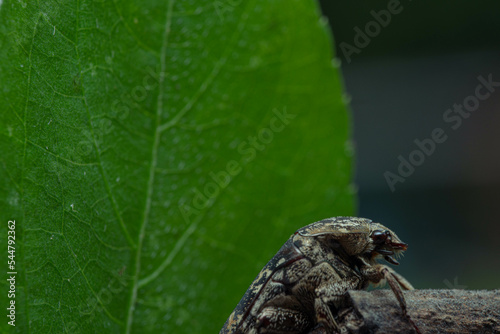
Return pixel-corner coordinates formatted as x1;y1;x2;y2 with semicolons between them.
380;267;408;316
382;266;414;290
304;262;360;333
314;297;339;334
380;267;421;334
313;262;363;309
361;264;420;334
360;264;409;313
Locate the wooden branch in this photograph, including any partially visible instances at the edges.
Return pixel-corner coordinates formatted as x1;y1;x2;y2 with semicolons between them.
336;289;500;334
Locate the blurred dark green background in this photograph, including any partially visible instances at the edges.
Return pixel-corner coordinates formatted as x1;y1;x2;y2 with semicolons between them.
319;0;500;289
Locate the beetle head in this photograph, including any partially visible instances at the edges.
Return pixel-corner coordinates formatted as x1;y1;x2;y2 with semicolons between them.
367;223;408;265
297;217;377;256
295;217;408;265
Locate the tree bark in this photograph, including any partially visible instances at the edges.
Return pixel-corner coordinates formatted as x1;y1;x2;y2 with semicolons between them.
334;289;500;334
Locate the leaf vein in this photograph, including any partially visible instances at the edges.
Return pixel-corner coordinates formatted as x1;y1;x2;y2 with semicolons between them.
124;0;175;332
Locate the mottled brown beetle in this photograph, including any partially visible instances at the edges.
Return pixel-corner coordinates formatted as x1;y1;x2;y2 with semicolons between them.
220;216;420;334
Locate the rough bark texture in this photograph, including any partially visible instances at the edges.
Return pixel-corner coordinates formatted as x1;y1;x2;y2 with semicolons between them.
336;289;500;334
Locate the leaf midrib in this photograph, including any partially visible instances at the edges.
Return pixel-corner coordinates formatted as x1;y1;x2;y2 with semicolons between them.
124;0;175;332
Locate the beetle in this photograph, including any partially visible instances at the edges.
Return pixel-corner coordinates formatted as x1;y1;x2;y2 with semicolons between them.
220;216;420;334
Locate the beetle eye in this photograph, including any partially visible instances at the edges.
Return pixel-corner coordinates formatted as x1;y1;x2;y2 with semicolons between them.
371;230;389;244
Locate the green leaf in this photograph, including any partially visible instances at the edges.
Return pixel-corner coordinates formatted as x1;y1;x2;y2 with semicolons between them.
0;0;354;333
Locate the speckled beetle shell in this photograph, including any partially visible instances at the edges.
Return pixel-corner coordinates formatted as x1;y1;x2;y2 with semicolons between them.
220;216;415;334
